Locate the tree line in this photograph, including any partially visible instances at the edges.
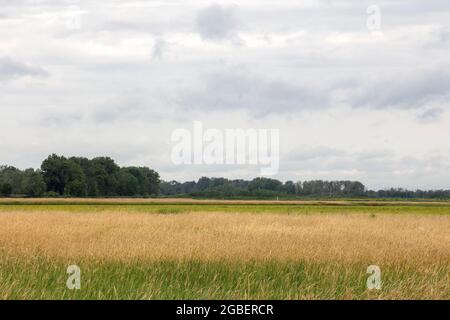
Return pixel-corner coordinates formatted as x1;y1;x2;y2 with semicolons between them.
160;178;367;198
1;154;160;197
160;178;450;199
1;154;449;199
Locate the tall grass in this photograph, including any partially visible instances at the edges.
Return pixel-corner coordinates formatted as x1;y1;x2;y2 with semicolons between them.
0;259;448;299
0;201;448;299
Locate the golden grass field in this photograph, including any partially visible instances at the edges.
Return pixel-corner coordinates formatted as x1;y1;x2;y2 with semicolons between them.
0;199;448;299
1;211;449;264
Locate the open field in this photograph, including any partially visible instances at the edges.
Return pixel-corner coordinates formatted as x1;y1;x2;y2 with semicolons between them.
0;199;449;299
2;197;450;205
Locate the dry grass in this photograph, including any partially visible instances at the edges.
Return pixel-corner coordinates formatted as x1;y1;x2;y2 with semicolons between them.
0;207;448;299
0;211;448;266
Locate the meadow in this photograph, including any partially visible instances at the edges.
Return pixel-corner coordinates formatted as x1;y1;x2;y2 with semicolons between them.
0;198;448;299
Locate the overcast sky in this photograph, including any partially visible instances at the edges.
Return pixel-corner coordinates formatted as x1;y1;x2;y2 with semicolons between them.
1;0;449;189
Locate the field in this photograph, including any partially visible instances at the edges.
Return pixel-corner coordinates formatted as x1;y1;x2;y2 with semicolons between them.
0;198;449;300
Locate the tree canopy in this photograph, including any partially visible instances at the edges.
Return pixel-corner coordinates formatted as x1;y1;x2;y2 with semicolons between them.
19;154;159;197
1;155;449;199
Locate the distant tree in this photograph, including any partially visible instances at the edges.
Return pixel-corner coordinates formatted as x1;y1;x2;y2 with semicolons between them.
249;177;283;192
41;154;70;195
0;166;46;196
160;180;181;195
197;177;212;191
70;157;99;196
0;182;12;195
41;154;86;196
283;181;296;194
0;166;22;194
4;154;450;200
90;157;120;196
21;169;46;197
345;181;366;196
116;169;139;196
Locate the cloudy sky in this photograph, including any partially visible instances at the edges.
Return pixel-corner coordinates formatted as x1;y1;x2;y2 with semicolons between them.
1;0;449;189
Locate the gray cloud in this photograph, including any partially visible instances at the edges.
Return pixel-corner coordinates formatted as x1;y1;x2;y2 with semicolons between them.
39;113;83;127
416;107;444;123
196;3;243;43
0;57;48;81
345;69;450;110
152;38;166;60
437;27;450;44
286;146;347;162
180;64;450;116
284;147;396;173
182;69;327;116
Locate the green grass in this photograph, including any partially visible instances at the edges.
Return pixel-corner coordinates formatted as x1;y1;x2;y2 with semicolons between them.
1;257;448;299
0;203;449;215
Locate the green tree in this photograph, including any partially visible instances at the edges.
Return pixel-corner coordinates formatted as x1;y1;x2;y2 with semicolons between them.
90;157;120;196
116;170;139;196
0;182;12;195
41;154;86;196
21;169;46;197
70;157;99;196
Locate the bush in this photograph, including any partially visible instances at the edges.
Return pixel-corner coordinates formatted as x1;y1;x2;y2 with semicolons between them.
43;191;60;198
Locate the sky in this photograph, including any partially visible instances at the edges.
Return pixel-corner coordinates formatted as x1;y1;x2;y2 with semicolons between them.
0;0;449;190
